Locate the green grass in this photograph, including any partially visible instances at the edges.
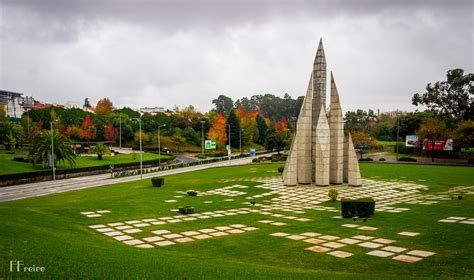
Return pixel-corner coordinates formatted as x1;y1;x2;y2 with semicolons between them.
0;163;473;279
376;141;402;147
0;149;169;175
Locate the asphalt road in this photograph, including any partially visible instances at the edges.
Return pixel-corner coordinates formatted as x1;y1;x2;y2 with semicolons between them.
0;155;270;203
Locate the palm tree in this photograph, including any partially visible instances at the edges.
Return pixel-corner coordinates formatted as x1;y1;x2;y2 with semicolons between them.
0;121;25;150
29;130;76;167
89;142;111;160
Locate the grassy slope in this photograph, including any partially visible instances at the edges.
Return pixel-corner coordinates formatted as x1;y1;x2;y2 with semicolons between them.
0;150;169;175
0;164;473;279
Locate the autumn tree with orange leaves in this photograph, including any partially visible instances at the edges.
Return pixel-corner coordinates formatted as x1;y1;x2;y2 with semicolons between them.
207;113;227;146
96;98;114;116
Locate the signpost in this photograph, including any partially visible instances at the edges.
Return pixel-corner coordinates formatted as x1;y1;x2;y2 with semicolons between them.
205;140;216;150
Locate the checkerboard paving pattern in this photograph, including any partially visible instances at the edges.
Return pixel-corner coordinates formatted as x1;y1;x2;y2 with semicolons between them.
92;223;259;248
438;217;474;225
270;231;436;263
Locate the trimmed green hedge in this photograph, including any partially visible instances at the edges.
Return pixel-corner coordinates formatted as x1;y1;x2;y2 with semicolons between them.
178;206;194;214
151;177;164;187
398;157;417;162
341;197;375;218
0;156;175;182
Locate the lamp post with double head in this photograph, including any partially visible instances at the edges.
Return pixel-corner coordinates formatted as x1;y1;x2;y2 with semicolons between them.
200;120;205;155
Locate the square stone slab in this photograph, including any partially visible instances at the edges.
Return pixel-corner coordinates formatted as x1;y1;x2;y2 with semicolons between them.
373;238;396;244
319;235;339;240
286;235;306;240
270;232;290;237
210;231;229;237
104;231;123;237
243;227;259;231
296;218;311;222
352;235;374;240
175;237;194;243
398;232;420;237
135;244;154;248
258;220;273;223
181;231;200;236
96;210;111;214
230;224;246;228
152;230;171;235
392;254;422;263
341;224;360;228
406;250;436;257
155;240;176;246
199;229;217;233
438;219;458;223
168;219;182;223
358;242;383;249
305;246;331;253
116;225;133;230
366;250;395;257
87;214;102;218
151;221;166;225
108;223;124;227
143;236;164;242
123;239;144;245
271;222;287;226
327;250;353;258
114;235;133;241
227;229;245;234
125;220;141;224
301;232;321;237
96;228;114;233
215;226;232;231
459;221;474;225
142;219;157;222
303;238;325;244
339;238;361;245
194;234;212;240
358;226;378;231
123;229;142;234
89;224;106;229
382;246;407;253
446;216;467;220
134;223;151;227
163;233;183;239
322;242;346;249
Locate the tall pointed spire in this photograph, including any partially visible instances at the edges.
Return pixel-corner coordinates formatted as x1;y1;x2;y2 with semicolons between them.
329;72;344;184
314;105;330;186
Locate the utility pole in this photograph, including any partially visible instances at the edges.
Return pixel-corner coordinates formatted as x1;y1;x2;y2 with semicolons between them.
50;121;55;180
396;114;400;161
200;120;205;154
239;128;242;154
119;113;122;148
158;124;166;165
227;124;231;164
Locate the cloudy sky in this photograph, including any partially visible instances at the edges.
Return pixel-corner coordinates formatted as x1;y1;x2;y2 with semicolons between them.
1;0;473;113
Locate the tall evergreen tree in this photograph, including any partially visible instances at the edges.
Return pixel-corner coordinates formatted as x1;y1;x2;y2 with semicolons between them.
256;114;268;144
225;110;241;148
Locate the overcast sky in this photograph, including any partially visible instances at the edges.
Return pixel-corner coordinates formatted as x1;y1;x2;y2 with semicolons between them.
1;0;473;113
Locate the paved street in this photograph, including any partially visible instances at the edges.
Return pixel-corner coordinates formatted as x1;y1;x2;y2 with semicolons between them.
0;155;269;203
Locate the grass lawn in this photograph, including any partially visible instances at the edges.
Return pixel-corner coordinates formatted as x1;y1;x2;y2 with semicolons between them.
0;149;169;175
0;163;473;279
376;141;403;147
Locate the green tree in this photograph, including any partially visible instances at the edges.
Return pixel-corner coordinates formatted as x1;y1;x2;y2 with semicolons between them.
212;95;234;116
225;110;241;148
256;114;268;144
344;109;377;132
171;133;186;152
263;127;285;153
29;129;76;167
452;120;474;150
417;118;449;162
0;121;25;150
89;142;111;160
412;68;474;120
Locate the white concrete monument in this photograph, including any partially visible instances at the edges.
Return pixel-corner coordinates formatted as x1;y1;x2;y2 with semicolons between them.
283;39;361;186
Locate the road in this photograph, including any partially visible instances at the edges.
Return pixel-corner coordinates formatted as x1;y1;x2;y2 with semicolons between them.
0;155;270;203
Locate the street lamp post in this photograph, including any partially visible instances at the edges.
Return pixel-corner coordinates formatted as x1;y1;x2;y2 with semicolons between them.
132;118;143;179
227;124;231;164
200;120;205;155
50;121;55;180
119;113;122;148
158;124;166;165
239;128;242;154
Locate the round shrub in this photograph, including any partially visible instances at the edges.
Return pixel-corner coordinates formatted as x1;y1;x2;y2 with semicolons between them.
328;189;339;201
398;157;417;162
277;166;284;174
379;158;386;161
